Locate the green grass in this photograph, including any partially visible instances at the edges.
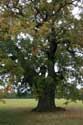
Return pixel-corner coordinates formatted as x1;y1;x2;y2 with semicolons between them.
0;99;83;125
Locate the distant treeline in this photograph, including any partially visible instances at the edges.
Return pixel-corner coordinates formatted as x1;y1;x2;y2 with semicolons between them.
2;93;33;99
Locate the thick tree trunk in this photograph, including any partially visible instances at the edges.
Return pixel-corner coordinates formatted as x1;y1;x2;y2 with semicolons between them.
33;88;56;112
32;88;66;112
32;28;65;112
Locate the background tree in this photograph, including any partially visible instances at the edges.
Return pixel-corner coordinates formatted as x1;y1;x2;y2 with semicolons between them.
0;0;83;111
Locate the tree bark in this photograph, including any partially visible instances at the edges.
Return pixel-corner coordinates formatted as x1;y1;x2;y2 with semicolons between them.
32;88;65;112
33;87;56;112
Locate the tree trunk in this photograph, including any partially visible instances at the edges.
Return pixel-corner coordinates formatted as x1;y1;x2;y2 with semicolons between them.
32;88;66;112
33;29;57;112
33;87;56;112
32;28;65;112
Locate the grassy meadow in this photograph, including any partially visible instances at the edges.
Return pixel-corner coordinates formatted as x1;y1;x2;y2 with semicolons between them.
0;99;83;125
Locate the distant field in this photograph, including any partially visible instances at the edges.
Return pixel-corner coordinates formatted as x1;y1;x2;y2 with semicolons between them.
0;99;83;125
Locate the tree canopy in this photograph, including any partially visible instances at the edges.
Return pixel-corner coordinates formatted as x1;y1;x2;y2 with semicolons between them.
0;0;83;111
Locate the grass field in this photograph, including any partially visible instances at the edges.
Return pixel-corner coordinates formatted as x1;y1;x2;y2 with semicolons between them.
0;99;83;125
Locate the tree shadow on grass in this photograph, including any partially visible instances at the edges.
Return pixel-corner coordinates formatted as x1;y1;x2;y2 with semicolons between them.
0;107;32;125
0;107;83;125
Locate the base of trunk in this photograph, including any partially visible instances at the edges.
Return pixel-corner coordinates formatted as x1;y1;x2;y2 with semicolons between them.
32;106;66;112
32;97;66;112
32;88;66;112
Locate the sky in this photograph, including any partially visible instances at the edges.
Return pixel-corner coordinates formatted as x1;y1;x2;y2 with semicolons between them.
47;0;82;20
72;7;81;19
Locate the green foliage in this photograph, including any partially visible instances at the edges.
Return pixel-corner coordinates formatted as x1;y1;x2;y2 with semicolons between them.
0;0;83;102
33;76;54;97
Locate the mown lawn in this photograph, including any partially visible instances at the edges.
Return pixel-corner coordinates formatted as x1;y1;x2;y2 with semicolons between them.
0;99;83;125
